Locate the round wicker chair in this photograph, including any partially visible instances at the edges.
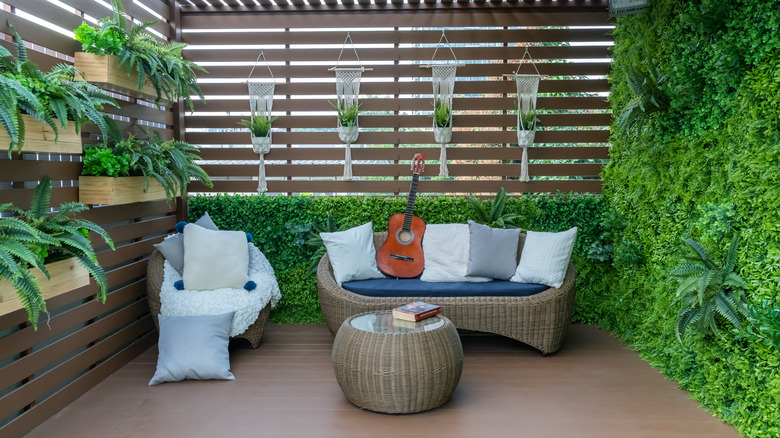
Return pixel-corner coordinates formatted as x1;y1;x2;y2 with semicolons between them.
146;249;272;348
317;232;577;356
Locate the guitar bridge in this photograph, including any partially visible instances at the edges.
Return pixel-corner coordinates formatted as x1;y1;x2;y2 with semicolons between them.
389;254;414;262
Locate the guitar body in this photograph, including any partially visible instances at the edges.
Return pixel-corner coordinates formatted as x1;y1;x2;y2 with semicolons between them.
376;213;426;278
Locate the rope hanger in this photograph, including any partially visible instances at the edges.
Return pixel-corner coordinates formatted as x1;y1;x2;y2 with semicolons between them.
502;47;544;78
421;30;465;68
247;49;275;82
329;32;373;72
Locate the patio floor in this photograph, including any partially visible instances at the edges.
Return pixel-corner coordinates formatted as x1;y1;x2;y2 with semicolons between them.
25;324;740;438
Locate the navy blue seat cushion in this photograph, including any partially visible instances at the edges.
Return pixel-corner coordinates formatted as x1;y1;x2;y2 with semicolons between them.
341;278;548;298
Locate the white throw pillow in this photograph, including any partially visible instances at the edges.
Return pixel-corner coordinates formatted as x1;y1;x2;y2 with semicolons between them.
321;222;384;285
420;224;491;283
511;227;577;288
183;224;249;290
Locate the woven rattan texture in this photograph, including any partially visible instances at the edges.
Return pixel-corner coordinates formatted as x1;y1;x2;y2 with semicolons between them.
146;249;272;348
317;232;577;355
332;312;463;413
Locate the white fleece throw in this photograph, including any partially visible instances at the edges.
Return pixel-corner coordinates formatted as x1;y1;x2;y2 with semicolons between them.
160;244;281;337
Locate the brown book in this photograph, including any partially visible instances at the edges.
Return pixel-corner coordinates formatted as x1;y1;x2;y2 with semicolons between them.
392;301;442;322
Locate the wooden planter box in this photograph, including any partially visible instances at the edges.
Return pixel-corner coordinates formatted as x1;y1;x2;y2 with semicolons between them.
79;176;167;205
0;258;89;317
0;114;81;154
74;52;158;101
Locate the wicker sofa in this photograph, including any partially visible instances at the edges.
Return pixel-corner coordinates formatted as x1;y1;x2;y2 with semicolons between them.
317;232;577;355
146;249;272;348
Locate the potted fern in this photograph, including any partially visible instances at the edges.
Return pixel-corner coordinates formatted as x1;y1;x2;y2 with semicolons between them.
80;128;213;205
73;0;205;109
238;114;277;153
330;100;361;144
0;177;113;328
432;98;452;144
0;26;119;155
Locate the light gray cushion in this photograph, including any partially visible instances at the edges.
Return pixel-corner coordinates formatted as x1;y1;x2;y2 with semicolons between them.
321;222;384;286
154;212;218;275
511;227;578;288
183;224;249;290
420;224;491;283
466;220;521;280
149;312;236;386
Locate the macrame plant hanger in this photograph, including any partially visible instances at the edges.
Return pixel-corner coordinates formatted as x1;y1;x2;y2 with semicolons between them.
423;31;462;177
504;48;541;182
329;33;371;181
247;50;275;193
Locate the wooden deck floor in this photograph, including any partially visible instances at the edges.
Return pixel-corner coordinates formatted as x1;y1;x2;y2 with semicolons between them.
25;324;740;438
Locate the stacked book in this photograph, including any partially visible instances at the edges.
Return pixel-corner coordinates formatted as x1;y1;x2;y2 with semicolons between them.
392;301;441;322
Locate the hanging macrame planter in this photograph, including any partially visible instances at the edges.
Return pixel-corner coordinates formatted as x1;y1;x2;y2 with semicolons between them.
246;50;276;193
330;33;371;181
504;49;541;182
424;31;462;177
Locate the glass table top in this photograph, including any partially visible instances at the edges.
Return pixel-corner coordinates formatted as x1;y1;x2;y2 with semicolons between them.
350;310;445;334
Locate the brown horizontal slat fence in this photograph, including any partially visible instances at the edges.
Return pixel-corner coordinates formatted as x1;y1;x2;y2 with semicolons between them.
0;1;181;436
182;7;612;195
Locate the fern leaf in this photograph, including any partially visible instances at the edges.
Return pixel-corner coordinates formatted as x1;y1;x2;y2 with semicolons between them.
714;291;744;331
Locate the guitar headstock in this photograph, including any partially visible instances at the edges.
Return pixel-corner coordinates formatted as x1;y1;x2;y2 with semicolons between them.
411;153;425;175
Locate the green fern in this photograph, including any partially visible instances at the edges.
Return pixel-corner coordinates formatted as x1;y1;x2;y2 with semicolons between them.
303;213;352;275
466;187;519;229
669;234;749;343
616;65;671;137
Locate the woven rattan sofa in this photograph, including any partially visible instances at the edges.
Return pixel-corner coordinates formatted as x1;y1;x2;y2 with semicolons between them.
146;249;272;348
317;232;576;355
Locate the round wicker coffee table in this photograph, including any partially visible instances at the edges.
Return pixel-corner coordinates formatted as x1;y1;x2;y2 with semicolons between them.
332;310;463;414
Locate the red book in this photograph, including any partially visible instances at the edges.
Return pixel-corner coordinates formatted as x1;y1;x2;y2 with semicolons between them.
392;301;442;322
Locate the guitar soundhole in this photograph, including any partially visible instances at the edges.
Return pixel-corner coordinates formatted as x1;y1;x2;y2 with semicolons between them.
395;228;414;245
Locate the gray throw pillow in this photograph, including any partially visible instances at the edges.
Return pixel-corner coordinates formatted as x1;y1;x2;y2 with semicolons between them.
466;220;521;280
149;312;236;386
154;212;218;275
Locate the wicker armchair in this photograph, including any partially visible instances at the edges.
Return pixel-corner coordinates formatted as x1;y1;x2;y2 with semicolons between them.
146;249;272;348
317;232;577;355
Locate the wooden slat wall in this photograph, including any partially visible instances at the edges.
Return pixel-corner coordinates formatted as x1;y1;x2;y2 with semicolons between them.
0;1;180;436
181;8;612;195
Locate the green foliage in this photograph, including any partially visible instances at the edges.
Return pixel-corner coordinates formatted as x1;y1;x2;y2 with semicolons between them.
238;114;277;138
517;108;539;131
466;187;519;229
84;128;212;203
303;213;354;275
1;177;113;328
432;99;451;128
73;0;206;110
615;65;671;137
329;100;360;127
605;1;780;435
669;236;748;343
188;193;607;325
0;24;119;154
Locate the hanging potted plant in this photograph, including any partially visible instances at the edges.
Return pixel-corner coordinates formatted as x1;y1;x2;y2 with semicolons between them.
516;107;539;148
73;0;205;109
0;177;114;328
432;98;452;144
331;100;361;145
238;113;277;153
80;127;212;205
0;26;118;155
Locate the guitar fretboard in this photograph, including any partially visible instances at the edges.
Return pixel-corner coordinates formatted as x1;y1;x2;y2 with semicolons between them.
402;173;420;231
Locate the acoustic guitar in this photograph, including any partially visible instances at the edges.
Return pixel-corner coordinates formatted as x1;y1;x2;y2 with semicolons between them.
376;153;426;278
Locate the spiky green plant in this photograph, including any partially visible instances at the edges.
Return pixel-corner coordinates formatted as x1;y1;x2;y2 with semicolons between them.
466;187;519;229
0;25;120;154
616;64;670;137
304;213;353;275
108;128;212;203
432;99;451;128
329;100;361;127
73;0;206;110
669;235;749;343
517;108;539;131
2;177;114;328
238;114;278;138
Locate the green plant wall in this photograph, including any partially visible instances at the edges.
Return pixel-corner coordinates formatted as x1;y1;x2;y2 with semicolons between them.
188;194;609;325
605;1;780;436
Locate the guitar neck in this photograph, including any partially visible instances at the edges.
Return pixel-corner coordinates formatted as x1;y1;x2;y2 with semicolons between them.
402;173;420;231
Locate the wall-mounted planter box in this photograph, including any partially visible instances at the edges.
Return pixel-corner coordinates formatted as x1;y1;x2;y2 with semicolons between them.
0;258;89;317
79;176;166;205
74;52;158;101
0;114;81;154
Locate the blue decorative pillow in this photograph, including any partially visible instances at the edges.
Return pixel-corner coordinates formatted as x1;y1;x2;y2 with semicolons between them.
149;312;236;386
154;212;218;275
